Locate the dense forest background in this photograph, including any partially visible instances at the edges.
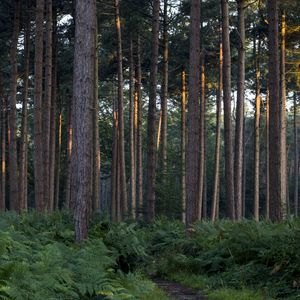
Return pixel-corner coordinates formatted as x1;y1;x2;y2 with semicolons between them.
0;0;299;236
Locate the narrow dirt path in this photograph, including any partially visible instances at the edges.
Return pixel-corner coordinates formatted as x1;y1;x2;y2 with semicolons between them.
152;277;208;300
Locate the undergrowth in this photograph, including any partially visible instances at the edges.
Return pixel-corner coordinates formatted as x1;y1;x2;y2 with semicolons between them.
0;212;299;299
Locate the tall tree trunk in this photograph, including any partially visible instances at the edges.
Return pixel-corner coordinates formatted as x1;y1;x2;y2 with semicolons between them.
221;0;235;219
115;0;127;219
268;0;281;221
9;0;21;212
293;92;298;217
72;0;96;242
145;0;160;223
55;110;62;210
280;10;287;218
0;97;6;211
111;96;119;222
234;0;245;220
186;0;201;226
34;0;45;212
65;99;73;209
265;88;270;219
49;8;57;211
129;36;136;219
92;19;100;213
254;32;261;221
181;68;187;223
160;0;168;177
43;0;53;211
211;24;223;222
19;11;30;212
198;55;205;220
136;35;143;219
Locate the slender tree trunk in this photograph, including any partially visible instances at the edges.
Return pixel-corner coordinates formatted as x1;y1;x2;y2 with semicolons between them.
65;99;72;209
280;10;287;218
0;97;6;211
254;33;261;221
9;0;21;212
234;0;245;220
92;20;100;213
115;0;127;219
242;116;246;217
268;0;281;221
111;96;119;222
186;0;201;226
34;0;45;212
211;25;223;222
145;0;160;223
294;92;298;217
49;9;57;211
19;11;30;212
136;35;143;219
55;109;62;210
161;0;169;177
181;68;187;223
43;0;53;211
221;0;235;219
72;0;96;242
265;88;270;219
198;55;205;220
129;36;136;218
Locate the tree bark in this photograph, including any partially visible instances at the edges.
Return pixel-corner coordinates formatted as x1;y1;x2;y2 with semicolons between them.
43;0;53;211
254;32;261;221
72;0;96;242
211;24;223;222
9;0;21;212
136;35;143;219
19;11;30;212
115;0;127;219
160;0;169;177
265;88;270;219
129;35;136;219
181;68;187;224
293;92;298;217
186;0;201;226
234;0;245;220
268;0;281;221
145;0;160;223
34;0;45;212
280;10;287;218
198;55;205;220
221;0;235;219
0;97;6;211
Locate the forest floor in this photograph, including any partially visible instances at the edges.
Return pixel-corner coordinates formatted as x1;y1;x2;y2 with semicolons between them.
152;277;207;300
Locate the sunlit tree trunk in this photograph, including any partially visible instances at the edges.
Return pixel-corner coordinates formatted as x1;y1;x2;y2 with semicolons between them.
9;0;21;212
19;11;30;212
198;55;205;220
221;0;235;219
65;99;72;210
145;0;160;223
115;0;127;219
234;0;245;220
72;0;96;242
186;0;201;226
211;24;223;222
254;33;261;221
293;92;298;217
181;68;187;223
280;10;287;218
268;0;281;221
265;89;270;219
